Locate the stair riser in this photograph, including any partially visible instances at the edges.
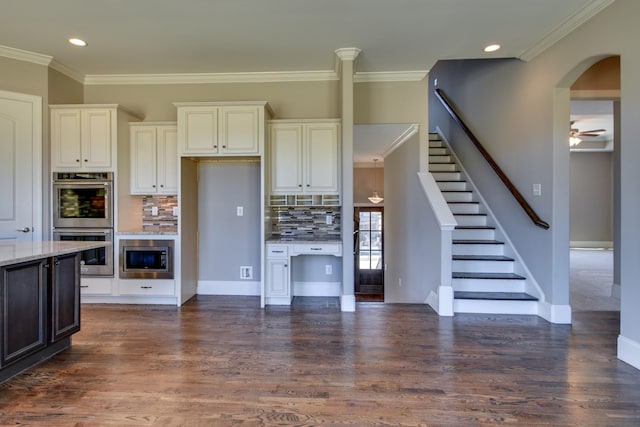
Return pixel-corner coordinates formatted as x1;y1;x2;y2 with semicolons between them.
453;229;495;240
432;172;461;181
453;215;487;226
452;278;525;293
453;244;504;256
429;133;442;141
429;148;448;156
452;260;514;273
437;181;468;191
429;163;458;172
449;204;480;214
453;299;538;315
429;155;452;163
444;193;473;202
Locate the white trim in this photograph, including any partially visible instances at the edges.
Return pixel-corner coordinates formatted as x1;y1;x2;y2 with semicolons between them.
426;286;454;316
354;71;428;83
85;70;340;85
341;294;356;312
0;44;52;66
81;296;178;305
417;172;457;230
519;0;617;62
618;335;640;370
570;241;613;249
49;59;85;84
334;48;362;62
382;124;420;159
611;283;621;299
292;281;341;297
538;301;572;324
197;280;261;296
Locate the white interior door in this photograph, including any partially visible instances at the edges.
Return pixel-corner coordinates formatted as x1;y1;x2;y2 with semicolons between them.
0;91;42;241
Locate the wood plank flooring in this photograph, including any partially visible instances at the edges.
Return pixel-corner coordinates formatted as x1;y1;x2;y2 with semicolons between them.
1;296;639;426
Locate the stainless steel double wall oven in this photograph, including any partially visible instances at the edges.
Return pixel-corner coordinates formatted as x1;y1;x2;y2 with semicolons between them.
52;172;114;276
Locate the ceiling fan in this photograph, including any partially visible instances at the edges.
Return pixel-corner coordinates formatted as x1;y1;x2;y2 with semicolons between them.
569;121;606;146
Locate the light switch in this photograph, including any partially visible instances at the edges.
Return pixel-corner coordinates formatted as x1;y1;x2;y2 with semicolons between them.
533;184;542;196
237;206;244;216
326;215;333;225
151;206;158;216
172;206;178;216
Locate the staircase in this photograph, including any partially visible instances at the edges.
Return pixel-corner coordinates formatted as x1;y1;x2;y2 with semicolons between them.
428;133;539;315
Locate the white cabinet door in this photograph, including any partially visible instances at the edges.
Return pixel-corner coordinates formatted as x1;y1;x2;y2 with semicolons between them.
81;109;112;168
178;107;219;155
130;126;158;194
220;106;259;154
157;126;178;194
51;109;82;169
266;258;290;298
270;124;303;193
305;123;339;193
51;107;114;171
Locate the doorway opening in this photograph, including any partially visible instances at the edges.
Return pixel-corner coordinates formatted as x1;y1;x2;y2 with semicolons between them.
355;207;384;301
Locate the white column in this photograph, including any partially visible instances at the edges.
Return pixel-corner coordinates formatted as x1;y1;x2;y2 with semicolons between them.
335;47;361;312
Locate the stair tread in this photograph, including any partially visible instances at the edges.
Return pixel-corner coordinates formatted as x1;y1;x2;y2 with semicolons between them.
454;291;537;301
452;272;525;279
448;201;479;204
455;226;495;230
453;239;504;245
453;213;487;216
453;255;514;261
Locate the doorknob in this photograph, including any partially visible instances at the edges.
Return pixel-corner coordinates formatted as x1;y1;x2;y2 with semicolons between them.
16;227;31;233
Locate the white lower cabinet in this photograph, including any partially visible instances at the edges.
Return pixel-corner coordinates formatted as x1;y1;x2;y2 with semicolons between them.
79;278;114;296
266;259;290;304
118;279;175;296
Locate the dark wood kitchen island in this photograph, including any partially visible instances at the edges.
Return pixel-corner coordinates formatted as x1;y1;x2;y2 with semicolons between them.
0;240;108;383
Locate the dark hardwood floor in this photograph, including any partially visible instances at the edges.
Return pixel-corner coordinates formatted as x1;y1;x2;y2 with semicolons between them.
1;296;639;426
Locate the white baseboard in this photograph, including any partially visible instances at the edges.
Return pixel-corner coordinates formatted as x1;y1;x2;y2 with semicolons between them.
612;283;621;299
570;241;613;249
81;296;178;305
293;281;341;297
341;294;356;312
426;286;453;316
538;301;572;324
618;335;640;370
197;280;260;296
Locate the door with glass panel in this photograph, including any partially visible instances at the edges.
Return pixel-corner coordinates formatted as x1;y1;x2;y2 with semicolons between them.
355;207;384;294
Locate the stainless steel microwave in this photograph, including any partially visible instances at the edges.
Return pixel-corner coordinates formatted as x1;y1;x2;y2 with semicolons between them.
119;239;174;279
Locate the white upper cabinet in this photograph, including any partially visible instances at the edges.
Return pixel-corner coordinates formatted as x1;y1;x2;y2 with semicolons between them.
269;120;341;195
51;106;114;171
175;102;271;157
130;123;178;195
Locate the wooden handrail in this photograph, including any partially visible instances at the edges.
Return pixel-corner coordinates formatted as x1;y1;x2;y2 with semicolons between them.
434;88;550;230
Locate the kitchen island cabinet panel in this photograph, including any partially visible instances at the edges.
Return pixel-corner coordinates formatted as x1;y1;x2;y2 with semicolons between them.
0;258;47;367
50;253;81;342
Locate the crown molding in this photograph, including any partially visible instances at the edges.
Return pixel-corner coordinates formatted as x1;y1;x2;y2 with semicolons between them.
49;59;85;84
0;44;52;66
354;71;428;83
334;47;362;62
519;0;616;62
84;69;339;85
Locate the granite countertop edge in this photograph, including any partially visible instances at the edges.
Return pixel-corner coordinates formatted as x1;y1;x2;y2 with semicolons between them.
0;241;111;267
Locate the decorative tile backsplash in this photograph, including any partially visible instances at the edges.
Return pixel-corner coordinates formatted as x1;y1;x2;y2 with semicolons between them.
142;196;178;232
271;207;341;239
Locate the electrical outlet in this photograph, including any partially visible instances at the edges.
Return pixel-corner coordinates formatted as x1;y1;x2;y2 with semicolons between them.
398;278;402;287
533;184;542;196
172;206;178;216
237;206;244;216
326;215;333;225
151;206;158;216
240;266;253;279
325;264;332;275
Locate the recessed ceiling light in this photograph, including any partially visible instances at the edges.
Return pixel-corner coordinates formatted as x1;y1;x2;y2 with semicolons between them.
68;38;87;47
483;44;501;53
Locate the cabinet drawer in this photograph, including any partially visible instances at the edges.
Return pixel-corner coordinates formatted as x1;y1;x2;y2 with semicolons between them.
292;243;342;256
118;279;175;296
267;245;289;258
80;278;113;295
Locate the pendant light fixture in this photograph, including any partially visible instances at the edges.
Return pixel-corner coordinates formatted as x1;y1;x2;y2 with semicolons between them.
368;158;384;204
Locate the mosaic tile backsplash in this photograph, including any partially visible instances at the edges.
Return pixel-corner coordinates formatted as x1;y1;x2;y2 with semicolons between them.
271;207;341;239
142;196;178;232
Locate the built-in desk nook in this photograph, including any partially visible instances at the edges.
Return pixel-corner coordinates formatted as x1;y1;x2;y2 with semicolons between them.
0;241;108;383
265;239;342;305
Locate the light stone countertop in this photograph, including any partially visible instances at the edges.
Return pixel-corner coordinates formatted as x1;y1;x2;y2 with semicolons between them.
0;241;110;267
117;230;178;236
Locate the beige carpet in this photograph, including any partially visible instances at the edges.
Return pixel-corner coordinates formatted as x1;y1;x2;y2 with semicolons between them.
570;248;620;312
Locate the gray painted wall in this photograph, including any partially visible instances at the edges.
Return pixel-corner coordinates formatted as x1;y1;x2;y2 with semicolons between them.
570;152;613;245
198;161;261;281
384;134;440;303
428;0;640;346
354;167;384;205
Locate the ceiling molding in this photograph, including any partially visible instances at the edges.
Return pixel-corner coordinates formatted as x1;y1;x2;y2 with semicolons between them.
334;48;362;62
0;44;52;66
49;59;85;84
84;70;340;85
382;124;420;158
354;71;428;83
519;0;616;62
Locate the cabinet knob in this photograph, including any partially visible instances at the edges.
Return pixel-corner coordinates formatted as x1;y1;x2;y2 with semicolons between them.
152;185;156;188
298;184;302;187
307;184;310;187
84;159;88;162
222;145;226;149
284;264;288;268
76;159;80;162
160;185;164;188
